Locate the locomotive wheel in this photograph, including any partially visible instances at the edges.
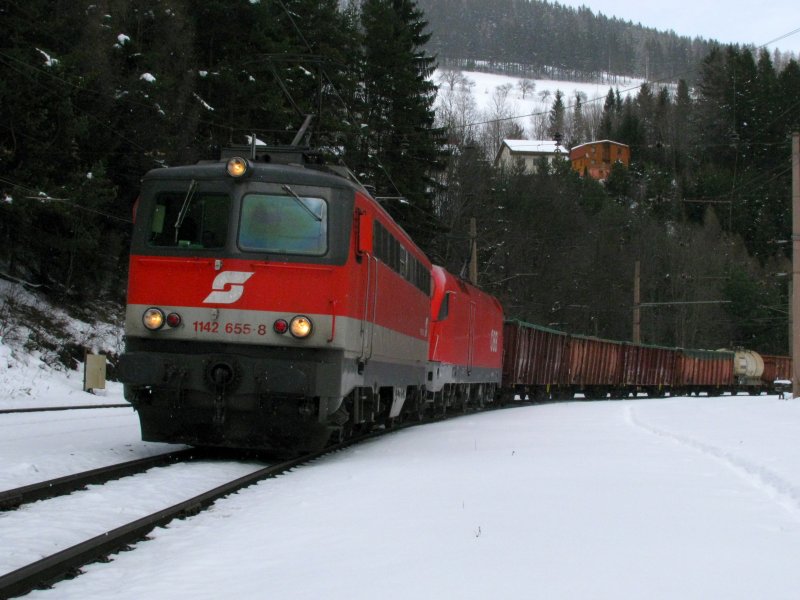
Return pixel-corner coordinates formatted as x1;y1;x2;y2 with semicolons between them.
415;398;428;422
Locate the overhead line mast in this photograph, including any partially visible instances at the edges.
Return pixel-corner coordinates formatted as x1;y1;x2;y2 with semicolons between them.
792;132;800;398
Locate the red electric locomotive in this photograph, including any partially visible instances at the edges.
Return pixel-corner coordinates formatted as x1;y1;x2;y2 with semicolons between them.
426;266;504;412
118;146;433;454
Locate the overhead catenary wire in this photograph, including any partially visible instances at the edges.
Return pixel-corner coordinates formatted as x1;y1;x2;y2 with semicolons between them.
0;176;133;224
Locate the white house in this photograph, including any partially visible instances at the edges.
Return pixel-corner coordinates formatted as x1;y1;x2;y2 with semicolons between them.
494;139;567;174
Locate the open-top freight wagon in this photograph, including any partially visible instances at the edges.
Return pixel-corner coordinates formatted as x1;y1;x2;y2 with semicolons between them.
502;320;788;400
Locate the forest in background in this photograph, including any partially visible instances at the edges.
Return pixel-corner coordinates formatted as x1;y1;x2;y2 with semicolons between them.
437;44;800;353
2;0;800;355
417;0;798;82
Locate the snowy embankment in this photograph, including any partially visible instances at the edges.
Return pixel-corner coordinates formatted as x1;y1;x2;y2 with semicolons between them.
0;278;123;410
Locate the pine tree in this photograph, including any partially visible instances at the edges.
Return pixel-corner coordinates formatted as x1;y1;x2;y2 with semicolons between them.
599;88;616;139
569;93;585;147
548;90;565;142
357;0;444;251
778;60;800;132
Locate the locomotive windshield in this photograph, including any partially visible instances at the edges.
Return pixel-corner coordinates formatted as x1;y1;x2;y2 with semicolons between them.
148;191;230;249
238;192;328;255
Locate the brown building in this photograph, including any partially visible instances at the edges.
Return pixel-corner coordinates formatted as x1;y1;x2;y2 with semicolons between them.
569;140;630;180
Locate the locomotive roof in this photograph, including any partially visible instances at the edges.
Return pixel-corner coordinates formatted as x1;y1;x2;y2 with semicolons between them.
142;146;362;192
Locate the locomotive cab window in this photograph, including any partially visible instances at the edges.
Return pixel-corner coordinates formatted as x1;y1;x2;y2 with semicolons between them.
148;191;230;249
238;193;328;255
437;291;452;321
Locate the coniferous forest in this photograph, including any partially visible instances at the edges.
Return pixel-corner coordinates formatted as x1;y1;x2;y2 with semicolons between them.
2;0;800;354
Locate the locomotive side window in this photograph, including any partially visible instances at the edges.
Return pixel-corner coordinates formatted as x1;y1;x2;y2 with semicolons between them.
149;192;230;249
399;247;408;278
372;220;431;295
239;193;327;255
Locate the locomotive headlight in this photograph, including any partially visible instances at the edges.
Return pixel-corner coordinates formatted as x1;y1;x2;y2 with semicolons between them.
143;308;166;331
289;315;313;338
226;156;249;178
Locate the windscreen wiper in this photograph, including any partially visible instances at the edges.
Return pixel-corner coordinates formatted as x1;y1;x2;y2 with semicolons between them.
174;180;198;242
281;184;322;222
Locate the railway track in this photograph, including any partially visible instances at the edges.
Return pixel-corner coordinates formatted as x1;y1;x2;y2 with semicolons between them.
0;404;130;415
0;448;198;511
0;431;378;599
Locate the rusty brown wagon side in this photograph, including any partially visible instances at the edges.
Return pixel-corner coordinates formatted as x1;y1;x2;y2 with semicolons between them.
761;354;792;391
622;344;679;397
674;349;734;396
502;320;569;400
566;334;625;399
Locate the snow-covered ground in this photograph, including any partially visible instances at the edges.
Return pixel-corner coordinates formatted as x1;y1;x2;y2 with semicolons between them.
448;69;642;112
2;345;800;599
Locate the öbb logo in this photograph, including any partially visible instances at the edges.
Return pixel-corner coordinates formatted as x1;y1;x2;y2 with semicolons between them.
203;271;255;304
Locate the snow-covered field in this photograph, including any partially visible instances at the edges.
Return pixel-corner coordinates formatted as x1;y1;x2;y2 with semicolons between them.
447;69;642;111
2;340;800;598
433;68;643;138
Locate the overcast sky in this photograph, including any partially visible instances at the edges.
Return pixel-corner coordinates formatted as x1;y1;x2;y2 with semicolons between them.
555;1;800;54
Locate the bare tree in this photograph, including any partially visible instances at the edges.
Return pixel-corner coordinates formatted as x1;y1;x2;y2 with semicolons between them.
517;78;536;99
435;70;478;147
477;83;520;161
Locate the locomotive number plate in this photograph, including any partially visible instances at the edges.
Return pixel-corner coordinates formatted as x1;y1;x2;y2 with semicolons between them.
193;321;270;336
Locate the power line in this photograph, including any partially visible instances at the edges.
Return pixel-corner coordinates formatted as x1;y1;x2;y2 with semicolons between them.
0;176;132;224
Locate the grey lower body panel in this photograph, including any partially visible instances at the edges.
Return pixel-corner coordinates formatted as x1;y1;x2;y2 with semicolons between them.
426;362;502;394
118;338;425;454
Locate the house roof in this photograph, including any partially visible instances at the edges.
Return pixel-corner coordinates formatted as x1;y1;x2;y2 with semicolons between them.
500;139;564;154
570;139;629;152
495;139;567;166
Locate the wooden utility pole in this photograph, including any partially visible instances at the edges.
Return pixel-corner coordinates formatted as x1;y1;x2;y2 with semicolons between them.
469;217;478;286
792;132;800;397
633;260;641;344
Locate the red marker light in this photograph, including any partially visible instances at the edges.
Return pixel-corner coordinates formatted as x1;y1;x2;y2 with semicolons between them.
273;319;289;334
166;312;182;328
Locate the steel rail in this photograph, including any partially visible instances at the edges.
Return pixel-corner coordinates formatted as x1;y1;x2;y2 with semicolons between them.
0;404;130;415
0;407;512;597
0;433;373;599
0;449;198;511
